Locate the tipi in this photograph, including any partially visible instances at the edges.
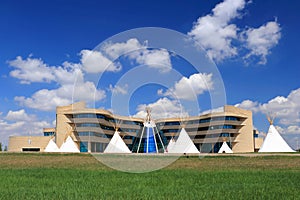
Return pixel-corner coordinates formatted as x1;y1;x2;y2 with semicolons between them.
133;107;166;153
44;138;59;152
166;138;176;153
60;136;80;153
259;116;295;153
218;141;233;153
104;131;131;153
168;128;199;154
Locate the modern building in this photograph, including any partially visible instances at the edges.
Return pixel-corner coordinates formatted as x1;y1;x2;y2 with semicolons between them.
8;102;261;153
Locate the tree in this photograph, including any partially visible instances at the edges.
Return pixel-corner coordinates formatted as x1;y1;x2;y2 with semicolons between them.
0;143;2;152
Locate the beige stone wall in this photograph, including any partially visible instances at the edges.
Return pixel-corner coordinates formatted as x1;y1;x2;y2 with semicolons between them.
224;106;254;153
8;136;51;152
254;137;264;151
55;102;84;147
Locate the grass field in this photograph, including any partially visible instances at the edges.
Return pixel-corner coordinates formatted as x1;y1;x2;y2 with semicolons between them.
0;153;299;199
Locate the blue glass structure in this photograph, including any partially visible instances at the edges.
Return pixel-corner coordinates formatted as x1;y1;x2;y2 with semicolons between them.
143;127;157;153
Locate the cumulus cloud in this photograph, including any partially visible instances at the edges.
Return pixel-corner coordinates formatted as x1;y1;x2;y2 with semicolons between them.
235;88;300;137
188;0;246;61
235;99;259;113
259;88;300;125
9;56;106;111
5;109;32;121
80;49;121;73
8;56;55;84
102;38;172;73
188;0;281;65
243;21;281;64
102;38;146;60
130;49;172;73
0;110;51;145
286;125;300;134
15;80;105;111
109;84;128;95
133;97;188;119
161;73;213;100
236;88;300;125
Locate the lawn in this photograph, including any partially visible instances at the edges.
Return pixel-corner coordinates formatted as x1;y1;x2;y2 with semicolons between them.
0;153;299;199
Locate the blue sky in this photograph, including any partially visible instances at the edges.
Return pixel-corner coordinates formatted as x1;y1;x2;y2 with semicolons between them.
0;0;299;148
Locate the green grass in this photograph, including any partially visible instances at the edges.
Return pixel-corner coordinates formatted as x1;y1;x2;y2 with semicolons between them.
0;153;299;199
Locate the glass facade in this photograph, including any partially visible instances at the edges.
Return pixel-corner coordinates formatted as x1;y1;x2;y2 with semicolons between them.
187;116;240;124
70;110;243;153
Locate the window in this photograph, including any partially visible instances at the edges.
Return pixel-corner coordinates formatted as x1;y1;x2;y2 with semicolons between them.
80;142;88;152
44;132;55;136
22;148;40;152
164;121;180;126
77;123;101;127
73;113;106;119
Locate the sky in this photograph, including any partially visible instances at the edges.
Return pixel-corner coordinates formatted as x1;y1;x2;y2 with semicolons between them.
0;0;299;149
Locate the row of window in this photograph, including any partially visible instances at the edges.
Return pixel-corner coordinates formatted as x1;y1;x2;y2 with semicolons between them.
194;133;235;139
157;116;240;127
80;142;107;152
44;132;55;136
77;131;112;138
197;125;236;131
76;123;115;131
73;113;142;126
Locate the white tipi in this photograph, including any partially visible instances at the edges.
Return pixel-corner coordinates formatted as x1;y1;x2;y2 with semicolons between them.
168;128;199;154
166;138;176;153
60;136;80;153
218;141;233;153
259;117;295;153
44;138;59;152
104;131;131;153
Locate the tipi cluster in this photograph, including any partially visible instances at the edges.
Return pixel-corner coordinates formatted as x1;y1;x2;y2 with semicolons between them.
44;136;80;153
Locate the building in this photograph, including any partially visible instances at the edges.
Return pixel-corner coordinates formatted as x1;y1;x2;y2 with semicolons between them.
8;102;260;153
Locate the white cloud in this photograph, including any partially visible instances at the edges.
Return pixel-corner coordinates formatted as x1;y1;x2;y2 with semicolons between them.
286;125;300;134
109;84;128;95
102;38;172;73
11;56;106;111
15;80;105;111
188;0;281;65
80;49;121;73
188;0;246;61
235;99;259;113
235;88;300;140
133;97;188;119
8;56;55;84
161;73;213;100
259;89;300;125
130;49;172;73
5;109;32;121
199;106;224;115
0;110;52;146
102;38;146;60
236;88;300;126
243;21;281;64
